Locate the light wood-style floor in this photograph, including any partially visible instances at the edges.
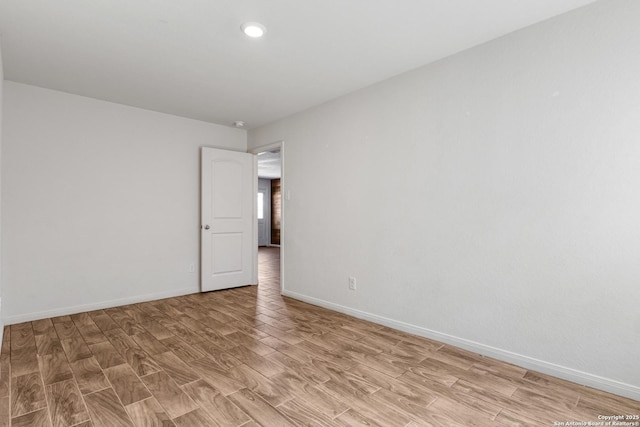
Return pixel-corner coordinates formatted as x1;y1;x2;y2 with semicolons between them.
0;247;638;426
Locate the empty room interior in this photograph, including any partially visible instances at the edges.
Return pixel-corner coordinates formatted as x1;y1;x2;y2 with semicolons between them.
0;0;639;426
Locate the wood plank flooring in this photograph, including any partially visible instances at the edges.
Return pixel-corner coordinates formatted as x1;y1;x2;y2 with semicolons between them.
0;246;638;426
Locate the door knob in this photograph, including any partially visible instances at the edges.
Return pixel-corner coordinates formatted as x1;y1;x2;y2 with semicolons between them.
203;225;210;230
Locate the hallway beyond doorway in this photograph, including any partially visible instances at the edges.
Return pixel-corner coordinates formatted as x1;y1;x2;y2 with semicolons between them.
258;246;280;293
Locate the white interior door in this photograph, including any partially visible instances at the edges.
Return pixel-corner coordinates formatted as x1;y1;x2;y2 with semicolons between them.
257;189;267;246
201;147;256;292
257;179;271;246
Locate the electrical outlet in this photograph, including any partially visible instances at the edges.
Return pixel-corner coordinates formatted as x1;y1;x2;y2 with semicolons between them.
188;262;196;273
348;276;357;290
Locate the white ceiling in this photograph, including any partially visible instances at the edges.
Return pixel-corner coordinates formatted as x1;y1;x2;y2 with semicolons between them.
0;0;597;129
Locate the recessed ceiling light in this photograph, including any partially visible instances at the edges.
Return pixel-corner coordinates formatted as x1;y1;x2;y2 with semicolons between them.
241;22;266;38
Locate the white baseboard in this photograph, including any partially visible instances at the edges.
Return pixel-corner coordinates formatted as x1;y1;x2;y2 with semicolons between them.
282;289;640;402
4;287;199;325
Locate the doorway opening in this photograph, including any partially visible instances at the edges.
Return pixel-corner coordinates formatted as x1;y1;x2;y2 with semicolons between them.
251;142;284;293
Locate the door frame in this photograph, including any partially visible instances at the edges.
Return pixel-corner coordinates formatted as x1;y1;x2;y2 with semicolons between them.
250;141;285;293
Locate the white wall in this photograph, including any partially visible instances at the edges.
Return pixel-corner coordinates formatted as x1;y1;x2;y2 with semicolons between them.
0;39;5;342
2;82;246;323
249;0;640;399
